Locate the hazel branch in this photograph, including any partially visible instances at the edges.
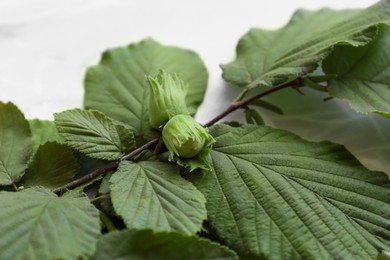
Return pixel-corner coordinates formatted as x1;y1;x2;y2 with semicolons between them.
54;80;298;194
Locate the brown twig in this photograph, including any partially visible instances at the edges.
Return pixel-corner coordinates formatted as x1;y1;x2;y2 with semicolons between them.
53;138;159;194
204;82;295;127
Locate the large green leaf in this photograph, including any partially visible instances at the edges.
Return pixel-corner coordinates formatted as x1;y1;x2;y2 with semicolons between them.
55;109;135;160
29;119;61;154
110;160;206;235
0;187;100;259
258;87;390;175
190;124;390;259
22;142;79;189
0;102;32;185
93;229;238;260
323;25;390;118
84;38;208;137
222;0;390;90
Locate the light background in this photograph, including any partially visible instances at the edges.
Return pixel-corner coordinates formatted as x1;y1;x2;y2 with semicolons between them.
0;0;378;121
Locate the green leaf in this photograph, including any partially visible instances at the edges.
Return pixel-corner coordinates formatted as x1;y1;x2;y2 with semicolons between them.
75;151;108;179
55;109;135;160
190;124;390;259
245;109;254;124
98;172;115;215
110;160;206;234
222;0;390;90
0;187;100;259
259;88;390;175
250;108;265;125
29;119;61;154
323;25;390;118
84;38;208;137
250;100;284;115
245;108;265;125
0;102;32;185
22;142;79;189
378;251;390;260
93;229;238;260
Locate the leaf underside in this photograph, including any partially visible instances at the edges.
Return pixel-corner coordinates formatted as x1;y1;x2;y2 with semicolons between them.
110;160;207;235
256;87;390;175
222;0;390;90
93;229;238;260
55;109;135;161
0;102;32;185
84;38;208;138
323;25;390;118
190;124;390;259
0;188;100;260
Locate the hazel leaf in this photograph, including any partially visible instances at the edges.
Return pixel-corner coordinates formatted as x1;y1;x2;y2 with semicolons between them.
110;160;207;234
93;229;238;260
0;102;32;185
190;124;390;259
222;0;390;90
323;24;390;118
0;188;100;259
55;109;135;160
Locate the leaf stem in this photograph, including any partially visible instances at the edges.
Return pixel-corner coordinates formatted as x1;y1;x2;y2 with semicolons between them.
234;88;249;102
153;138;164;155
90;195;106;203
303;78;328;92
54;80;296;194
307;73;338;82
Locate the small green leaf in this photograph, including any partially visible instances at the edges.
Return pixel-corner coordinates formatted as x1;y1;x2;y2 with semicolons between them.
110;160;206;234
93;229;238;260
55;109;135;160
245;108;265;125
84;38;208;137
22;142;79;189
245;109;254;124
250;109;265;125
323;25;390;118
97;172;115;215
0;102;32;185
190;124;390;259
222;0;390;90
99;172;112;195
303;77;329;92
29;119;61;154
0;187;100;259
250;100;284;115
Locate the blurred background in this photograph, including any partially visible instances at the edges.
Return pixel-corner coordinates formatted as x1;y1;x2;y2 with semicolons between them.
1;0;389;175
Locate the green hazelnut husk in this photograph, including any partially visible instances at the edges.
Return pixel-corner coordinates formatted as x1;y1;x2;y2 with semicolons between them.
162;115;215;171
147;70;188;129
